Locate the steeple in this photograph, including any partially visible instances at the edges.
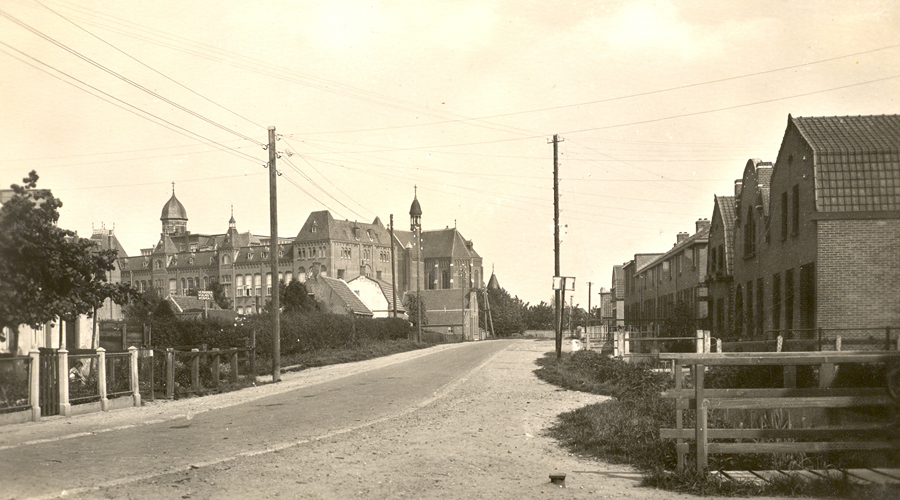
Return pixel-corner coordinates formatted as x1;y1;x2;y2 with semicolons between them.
228;205;236;229
409;186;422;231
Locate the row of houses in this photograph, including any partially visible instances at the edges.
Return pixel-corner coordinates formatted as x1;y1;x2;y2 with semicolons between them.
608;114;900;342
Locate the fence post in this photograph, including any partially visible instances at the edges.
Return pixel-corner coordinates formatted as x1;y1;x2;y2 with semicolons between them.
819;361;836;389
230;350;239;383
624;331;630;355
129;346;141;407
818;327;824;351
704;330;711;354
776;335;783;353
674;358;685;472
836;336;842;352
29;351;40;422
695;362;708;471
613;331;620;357
166;348;175;399
191;348;200;393
250;331;257;381
887;327;892;351
695;330;703;354
715;338;722;353
211;348;220;389
58;349;71;417
97;347;109;411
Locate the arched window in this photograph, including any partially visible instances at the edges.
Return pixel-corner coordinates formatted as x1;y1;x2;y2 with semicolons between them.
155;260;162;269
285;272;293;283
297;267;306;283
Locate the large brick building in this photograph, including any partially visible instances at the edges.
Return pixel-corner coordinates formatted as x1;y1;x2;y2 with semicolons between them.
725;114;900;342
117;190;483;335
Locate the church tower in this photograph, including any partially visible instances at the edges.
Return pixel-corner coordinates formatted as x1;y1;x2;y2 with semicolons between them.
409;187;422;231
160;183;188;235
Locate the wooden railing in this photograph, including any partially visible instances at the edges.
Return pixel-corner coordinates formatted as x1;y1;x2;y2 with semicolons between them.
162;346;256;398
659;351;900;471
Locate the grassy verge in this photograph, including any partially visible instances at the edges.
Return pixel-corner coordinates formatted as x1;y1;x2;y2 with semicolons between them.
535;350;900;498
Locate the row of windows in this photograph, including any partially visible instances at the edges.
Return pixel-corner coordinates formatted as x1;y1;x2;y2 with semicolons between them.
743;184;800;259
731;263;815;338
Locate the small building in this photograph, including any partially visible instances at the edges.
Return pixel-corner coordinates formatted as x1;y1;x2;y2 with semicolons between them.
347;275;406;319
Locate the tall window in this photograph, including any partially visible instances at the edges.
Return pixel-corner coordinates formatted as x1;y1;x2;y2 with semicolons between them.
266;273;273;296
791;184;800;235
772;273;782;330
785;269;795;333
168;278;177;296
236;275;244;296
254;273;261;297
756;279;764;338
744;211;756;257
745;281;754;338
780;192;788;240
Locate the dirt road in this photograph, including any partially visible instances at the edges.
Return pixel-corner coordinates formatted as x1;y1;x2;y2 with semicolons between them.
2;340;789;499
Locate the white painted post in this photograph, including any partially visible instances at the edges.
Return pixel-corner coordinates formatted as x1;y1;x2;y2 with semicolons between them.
715;338;722;353
695;330;703;354
97;347;108;411
776;335;784;353
704;330;711;354
835;336;842;352
58;349;71;416
624;331;631;355
613;331;620;357
29;351;40;422
128;346;141;407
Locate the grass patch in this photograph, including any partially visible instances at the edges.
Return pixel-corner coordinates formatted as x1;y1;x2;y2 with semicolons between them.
260;339;435;374
535;349;900;497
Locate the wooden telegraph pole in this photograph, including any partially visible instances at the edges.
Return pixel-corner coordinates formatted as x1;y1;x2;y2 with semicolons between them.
390;214;396;318
267;127;281;382
552;134;563;359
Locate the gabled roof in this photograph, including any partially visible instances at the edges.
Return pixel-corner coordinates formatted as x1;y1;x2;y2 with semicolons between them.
375;278;406;313
295;211;391;245
638;224;709;273
153;234;179;255
421;228;480;259
712;195;736;276
317;275;373;316
90;230;128;258
787;114;900;213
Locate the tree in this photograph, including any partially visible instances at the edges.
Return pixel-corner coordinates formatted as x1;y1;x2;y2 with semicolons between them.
207;280;231;311
404;293;427;330
265;279;318;314
0;171;134;352
480;287;526;336
525;301;554;330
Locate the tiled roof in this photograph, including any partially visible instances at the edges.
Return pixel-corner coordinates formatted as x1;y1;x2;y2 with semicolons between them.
160;193;187;221
375;278;406;313
487;272;500;290
319;275;373;316
714;195;735;276
791;115;900;212
757;165;773;189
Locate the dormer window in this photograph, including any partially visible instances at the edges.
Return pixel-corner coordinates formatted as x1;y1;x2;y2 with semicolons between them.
367;229;373;241
353;227;360;240
248;252;254;260
262;251;269;260
311;221;318;233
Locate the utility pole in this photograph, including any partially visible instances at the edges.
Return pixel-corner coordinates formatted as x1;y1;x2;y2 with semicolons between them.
390;214;396;318
416;224;422;343
587;281;593;336
551;134;563;359
267;127;281;383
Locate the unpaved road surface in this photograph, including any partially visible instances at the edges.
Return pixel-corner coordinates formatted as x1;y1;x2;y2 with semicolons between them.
1;340;792;499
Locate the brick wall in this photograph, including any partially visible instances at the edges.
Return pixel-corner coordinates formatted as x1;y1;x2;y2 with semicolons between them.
817;219;900;330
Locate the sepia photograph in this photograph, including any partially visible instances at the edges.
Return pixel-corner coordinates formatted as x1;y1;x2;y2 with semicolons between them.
1;1;899;498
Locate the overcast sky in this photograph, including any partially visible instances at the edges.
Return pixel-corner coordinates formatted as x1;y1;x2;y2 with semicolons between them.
1;0;898;306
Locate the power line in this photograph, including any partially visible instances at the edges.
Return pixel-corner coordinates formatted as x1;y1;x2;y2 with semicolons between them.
34;0;267;133
0;8;265;146
0;42;260;165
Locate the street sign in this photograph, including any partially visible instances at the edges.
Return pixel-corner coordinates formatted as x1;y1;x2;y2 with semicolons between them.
198;290;213;301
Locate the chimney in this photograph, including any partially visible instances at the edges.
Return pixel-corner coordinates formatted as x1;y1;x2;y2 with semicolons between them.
676;232;690;244
696;218;710;234
734;180;743;199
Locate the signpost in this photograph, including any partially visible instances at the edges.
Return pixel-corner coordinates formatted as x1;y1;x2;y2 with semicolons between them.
552;276;576;359
198;290;213;319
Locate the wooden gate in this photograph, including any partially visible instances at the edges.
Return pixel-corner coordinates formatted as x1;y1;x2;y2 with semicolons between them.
38;348;59;416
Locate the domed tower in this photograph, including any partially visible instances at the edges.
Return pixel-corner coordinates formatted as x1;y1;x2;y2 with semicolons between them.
409;187;422;231
160;184;188;235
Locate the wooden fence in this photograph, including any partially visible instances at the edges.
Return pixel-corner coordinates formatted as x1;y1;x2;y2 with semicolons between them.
659;351;900;471
0;343;256;426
